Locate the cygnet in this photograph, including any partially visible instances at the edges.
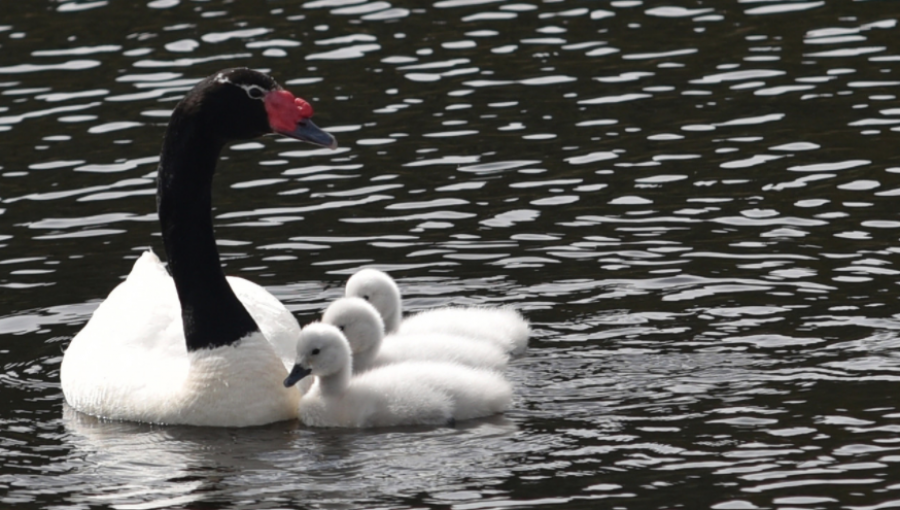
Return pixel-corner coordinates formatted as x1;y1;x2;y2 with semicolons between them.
322;297;509;373
345;268;530;356
283;323;512;428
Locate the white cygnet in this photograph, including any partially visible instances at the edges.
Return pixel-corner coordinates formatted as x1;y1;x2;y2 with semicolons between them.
284;323;512;428
345;268;530;356
322;297;509;373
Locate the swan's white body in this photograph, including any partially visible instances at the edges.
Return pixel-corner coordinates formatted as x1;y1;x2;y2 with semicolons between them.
345;269;530;357
321;297;509;372
60;252;300;427
289;323;512;428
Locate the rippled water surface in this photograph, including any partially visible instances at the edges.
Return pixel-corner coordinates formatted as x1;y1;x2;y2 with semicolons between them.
3;0;900;508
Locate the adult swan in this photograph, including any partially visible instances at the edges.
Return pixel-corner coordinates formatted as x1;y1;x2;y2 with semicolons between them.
60;68;337;427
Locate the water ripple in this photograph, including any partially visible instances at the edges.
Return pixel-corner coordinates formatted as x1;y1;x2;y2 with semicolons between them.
3;0;900;508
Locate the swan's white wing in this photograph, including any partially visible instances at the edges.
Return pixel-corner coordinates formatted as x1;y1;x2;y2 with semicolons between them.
228;276;299;370
61;252;188;420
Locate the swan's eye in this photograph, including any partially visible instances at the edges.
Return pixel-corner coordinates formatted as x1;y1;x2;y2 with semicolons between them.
243;85;266;100
311;348;321;356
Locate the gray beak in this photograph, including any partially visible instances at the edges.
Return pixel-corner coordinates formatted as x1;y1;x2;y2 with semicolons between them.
283;364;313;388
277;118;337;149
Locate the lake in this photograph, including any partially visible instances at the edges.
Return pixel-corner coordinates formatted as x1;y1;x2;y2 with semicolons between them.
2;0;900;508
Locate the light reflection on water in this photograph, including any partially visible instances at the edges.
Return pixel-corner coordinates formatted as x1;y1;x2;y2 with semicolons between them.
2;0;900;508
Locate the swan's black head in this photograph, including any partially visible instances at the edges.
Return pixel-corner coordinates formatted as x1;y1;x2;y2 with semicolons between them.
175;67;336;148
156;69;335;353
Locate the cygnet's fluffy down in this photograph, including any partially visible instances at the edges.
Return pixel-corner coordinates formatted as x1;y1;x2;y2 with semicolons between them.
399;307;529;357
284;322;512;428
345;268;530;357
321;297;509;373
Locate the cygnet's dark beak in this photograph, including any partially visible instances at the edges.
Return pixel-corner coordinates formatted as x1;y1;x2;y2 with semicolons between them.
283;364;313;388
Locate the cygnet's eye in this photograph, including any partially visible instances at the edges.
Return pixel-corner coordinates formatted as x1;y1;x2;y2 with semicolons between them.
311;348;321;356
362;295;370;301
337;325;346;332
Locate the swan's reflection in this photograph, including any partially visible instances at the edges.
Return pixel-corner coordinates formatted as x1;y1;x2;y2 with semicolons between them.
62;404;520;508
63;404;303;508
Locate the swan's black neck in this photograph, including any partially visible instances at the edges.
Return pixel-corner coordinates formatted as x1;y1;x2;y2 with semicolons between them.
157;111;259;352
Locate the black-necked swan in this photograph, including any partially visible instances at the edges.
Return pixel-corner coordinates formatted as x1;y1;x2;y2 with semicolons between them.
282;322;512;428
321;297;508;372
60;68;337;427
344;268;531;357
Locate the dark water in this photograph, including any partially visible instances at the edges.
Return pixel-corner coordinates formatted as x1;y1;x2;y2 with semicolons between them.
2;0;900;508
